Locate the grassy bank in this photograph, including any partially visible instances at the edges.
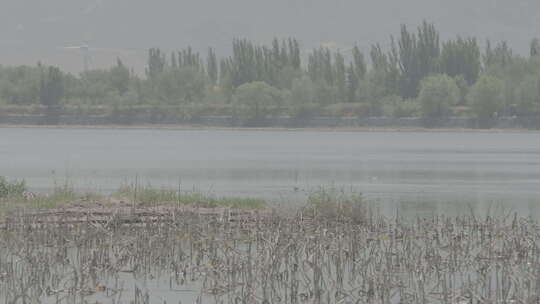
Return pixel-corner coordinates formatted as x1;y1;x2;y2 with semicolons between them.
0;177;266;213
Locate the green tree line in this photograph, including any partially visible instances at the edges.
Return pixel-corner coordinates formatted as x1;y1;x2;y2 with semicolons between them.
2;21;540;126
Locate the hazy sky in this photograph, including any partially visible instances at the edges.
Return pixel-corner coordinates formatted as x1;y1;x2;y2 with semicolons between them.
1;0;539;73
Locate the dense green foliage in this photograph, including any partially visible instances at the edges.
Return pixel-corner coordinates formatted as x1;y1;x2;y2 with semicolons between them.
468;75;505;126
0;176;27;198
234;81;283;124
2;21;540;127
418;74;460;120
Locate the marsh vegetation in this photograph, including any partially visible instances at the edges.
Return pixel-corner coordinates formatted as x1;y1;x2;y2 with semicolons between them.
1;182;540;303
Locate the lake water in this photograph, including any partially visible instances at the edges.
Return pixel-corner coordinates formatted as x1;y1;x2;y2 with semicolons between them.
2;127;540;216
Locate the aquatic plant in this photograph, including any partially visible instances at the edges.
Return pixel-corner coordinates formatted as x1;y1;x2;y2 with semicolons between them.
0;176;27;199
0;192;539;303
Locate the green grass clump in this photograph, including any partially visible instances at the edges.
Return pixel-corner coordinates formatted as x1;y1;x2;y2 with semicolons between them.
0;176;27;198
2;183;78;210
174;192;265;208
26;186;78;209
306;187;369;223
114;184;178;205
114;184;266;209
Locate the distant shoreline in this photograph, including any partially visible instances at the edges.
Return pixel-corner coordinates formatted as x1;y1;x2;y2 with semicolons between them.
2;113;538;131
0;123;536;133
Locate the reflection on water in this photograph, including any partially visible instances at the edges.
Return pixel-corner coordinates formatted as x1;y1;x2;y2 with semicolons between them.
2;128;540;215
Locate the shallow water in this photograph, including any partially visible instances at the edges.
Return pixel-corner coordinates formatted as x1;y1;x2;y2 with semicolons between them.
2;127;540;215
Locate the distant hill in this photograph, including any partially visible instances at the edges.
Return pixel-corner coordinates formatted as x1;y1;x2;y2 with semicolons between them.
2;0;539;73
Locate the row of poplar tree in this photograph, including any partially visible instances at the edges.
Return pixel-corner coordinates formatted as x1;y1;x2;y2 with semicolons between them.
2;20;540;124
141;21;503;102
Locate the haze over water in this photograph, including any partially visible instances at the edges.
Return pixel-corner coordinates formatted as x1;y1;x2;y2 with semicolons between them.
2;127;540;216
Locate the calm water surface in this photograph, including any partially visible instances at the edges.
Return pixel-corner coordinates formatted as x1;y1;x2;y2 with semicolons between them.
3;127;540;303
2;127;540;215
